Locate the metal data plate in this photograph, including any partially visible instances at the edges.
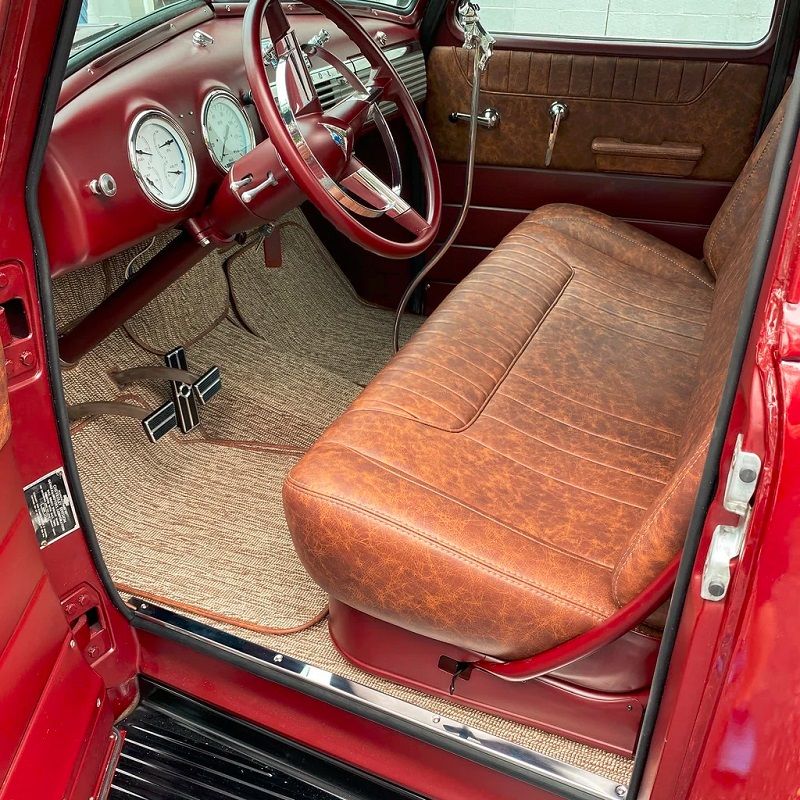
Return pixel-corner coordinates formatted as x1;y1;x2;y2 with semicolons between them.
24;467;79;547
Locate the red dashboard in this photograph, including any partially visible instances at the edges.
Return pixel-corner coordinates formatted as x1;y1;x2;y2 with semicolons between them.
41;5;420;276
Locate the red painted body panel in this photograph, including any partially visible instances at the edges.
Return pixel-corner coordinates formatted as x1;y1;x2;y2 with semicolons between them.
632;118;800;800
0;2;137;798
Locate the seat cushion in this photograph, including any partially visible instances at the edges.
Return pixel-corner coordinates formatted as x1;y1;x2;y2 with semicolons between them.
284;204;714;660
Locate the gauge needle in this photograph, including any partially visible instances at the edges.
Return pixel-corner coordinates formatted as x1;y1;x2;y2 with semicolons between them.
136;148;152;156
159;138;175;148
220;124;231;161
168;170;183;176
144;175;158;188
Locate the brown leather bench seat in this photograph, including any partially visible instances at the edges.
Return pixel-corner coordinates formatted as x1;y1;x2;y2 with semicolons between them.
284;100;783;662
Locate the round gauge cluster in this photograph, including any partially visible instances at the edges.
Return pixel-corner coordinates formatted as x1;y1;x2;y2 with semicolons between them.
128;110;196;209
201;89;256;171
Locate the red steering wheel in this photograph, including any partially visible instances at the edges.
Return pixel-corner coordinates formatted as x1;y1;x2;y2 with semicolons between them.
242;0;441;259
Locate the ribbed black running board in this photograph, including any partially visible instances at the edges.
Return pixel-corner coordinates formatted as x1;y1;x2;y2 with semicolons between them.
110;680;424;800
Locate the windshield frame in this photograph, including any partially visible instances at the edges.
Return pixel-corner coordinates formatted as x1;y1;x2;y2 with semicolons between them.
66;0;206;77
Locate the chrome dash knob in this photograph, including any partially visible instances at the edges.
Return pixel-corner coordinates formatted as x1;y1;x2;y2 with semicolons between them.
89;173;117;197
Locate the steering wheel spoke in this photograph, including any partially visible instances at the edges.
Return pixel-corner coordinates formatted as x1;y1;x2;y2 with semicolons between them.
244;0;441;258
340;159;429;236
326;94;373;137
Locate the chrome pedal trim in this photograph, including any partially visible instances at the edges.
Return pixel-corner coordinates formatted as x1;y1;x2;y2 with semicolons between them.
131;599;627;800
193;365;222;406
142;402;177;443
165;347;199;433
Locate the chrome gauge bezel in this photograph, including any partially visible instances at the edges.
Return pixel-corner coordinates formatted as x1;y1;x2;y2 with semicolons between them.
127;109;197;211
200;88;256;172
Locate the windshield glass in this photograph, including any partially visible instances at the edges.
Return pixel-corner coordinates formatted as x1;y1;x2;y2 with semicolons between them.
71;0;414;62
71;0;191;58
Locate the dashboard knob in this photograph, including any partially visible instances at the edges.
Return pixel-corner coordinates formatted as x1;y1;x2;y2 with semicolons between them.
89;173;117;198
192;30;214;48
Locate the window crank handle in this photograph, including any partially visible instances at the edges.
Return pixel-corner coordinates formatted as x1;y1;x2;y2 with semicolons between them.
448;107;501;130
545;101;568;167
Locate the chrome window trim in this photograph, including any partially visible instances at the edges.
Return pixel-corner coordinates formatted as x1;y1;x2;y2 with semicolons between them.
132;598;629;800
127;108;197;211
200;87;257;172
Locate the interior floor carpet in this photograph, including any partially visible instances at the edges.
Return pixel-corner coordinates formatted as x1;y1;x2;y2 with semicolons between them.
55;209;633;785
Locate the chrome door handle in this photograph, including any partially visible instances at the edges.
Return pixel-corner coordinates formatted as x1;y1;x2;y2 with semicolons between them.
448;107;500;129
545;100;568;167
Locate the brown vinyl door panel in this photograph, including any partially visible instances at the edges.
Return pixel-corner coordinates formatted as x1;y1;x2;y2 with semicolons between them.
427;46;768;180
418;41;770;311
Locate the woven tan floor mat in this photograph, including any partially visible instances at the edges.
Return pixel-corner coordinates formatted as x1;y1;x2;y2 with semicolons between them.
54;213;632;785
226;212;422;386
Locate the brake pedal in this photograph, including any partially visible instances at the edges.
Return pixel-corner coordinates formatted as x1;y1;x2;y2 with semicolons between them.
142;401;178;443
193;365;222;406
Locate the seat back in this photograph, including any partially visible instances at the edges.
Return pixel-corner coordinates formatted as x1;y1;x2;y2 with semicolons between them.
612;95;787;605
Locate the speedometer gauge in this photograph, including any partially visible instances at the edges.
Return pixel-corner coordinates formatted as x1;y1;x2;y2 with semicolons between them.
201;89;255;171
128;110;196;210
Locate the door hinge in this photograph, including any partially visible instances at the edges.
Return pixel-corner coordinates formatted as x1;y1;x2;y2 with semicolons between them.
701;435;761;601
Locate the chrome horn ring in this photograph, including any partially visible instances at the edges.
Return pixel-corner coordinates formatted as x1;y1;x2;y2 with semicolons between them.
302;42;402;195
274;43;411;221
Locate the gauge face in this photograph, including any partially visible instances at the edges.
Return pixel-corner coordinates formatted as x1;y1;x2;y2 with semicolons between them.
201;89;255;171
128;111;195;209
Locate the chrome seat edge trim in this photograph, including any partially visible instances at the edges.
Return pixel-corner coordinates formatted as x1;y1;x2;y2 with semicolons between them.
130;598;627;800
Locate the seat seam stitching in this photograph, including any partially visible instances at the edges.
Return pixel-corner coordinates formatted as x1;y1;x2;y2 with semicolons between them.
315;440;616;569
553;306;703;355
460;431;649;510
373;381;469;425
611;444;709;603
497;390;677;459
562;294;706;340
396;355;488;394
572;269;711;311
480;412;671;484
423;318;526;356
705;112;784;276
286;477;611;619
379;366;481;412
529;217;713;289
571;278;710;322
511;374;681;435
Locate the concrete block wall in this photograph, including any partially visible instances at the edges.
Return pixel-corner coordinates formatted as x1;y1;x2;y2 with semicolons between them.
480;0;776;44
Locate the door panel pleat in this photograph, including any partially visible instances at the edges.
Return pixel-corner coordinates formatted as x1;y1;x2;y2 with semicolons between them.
426;46;768;181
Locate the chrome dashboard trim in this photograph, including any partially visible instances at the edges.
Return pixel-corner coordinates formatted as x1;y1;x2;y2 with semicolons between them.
200;87;257;172
127;108;197;211
131;598;628;800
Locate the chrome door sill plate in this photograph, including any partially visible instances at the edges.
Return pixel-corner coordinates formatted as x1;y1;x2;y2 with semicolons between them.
131;598;628;800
